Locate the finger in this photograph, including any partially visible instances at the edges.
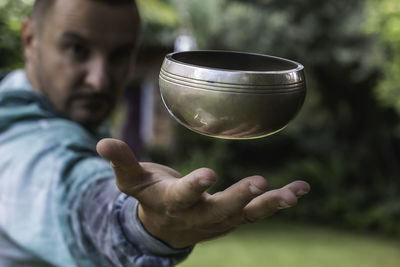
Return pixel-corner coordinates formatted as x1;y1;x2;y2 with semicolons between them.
141;162;182;178
211;176;269;218
284;180;311;199
241;180;310;222
96;138;145;192
168;168;217;209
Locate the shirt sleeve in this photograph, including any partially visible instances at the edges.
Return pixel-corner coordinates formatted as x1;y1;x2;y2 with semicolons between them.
49;125;193;267
77;177;193;267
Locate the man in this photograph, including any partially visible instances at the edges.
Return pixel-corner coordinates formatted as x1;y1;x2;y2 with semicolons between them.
0;0;310;266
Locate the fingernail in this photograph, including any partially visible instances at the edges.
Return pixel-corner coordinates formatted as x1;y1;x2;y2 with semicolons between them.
295;189;308;197
249;185;263;195
278;201;292;209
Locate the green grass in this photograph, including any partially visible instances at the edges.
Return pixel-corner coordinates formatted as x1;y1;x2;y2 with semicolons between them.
178;220;400;267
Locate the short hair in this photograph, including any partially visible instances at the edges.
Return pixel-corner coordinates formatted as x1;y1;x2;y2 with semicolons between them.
30;0;137;22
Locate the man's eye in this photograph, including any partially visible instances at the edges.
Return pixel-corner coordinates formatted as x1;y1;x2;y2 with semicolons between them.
67;44;89;61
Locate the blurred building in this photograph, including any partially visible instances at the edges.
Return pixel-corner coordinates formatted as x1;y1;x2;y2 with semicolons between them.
120;34;197;160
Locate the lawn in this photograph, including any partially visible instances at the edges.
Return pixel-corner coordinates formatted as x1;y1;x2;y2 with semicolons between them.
178;219;400;267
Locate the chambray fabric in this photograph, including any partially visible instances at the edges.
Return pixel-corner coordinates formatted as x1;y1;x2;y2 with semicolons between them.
0;70;191;267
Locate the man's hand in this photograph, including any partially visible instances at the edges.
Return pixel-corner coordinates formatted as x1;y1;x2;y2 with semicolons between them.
97;138;310;249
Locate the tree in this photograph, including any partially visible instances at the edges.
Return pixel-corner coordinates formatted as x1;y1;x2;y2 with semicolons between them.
0;0;32;70
162;0;400;236
365;0;400;115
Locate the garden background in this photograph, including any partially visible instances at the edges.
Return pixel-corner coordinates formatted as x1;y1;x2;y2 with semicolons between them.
1;0;399;266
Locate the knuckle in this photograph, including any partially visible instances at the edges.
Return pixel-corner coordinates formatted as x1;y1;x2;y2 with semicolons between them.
165;206;180;218
237;180;254;200
172;186;191;208
242;215;257;224
164;196;187;216
281;188;298;205
185;177;198;192
173;196;189;210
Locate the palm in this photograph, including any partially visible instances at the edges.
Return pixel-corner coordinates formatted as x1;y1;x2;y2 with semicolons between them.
97;138;310;248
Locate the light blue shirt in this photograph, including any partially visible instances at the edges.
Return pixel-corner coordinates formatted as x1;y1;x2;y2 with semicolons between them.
0;70;191;267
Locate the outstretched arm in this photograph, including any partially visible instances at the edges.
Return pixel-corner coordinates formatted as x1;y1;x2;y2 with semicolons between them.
97;138;310;249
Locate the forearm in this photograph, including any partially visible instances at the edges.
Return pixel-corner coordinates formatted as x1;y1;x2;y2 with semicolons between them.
78;178;192;267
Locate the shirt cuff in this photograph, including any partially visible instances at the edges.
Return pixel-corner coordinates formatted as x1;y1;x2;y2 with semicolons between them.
119;196;193;257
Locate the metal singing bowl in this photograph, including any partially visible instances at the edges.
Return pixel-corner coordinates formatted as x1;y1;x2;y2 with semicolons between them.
159;50;306;139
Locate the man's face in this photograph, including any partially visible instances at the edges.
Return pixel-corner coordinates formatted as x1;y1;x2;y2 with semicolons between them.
24;0;140;128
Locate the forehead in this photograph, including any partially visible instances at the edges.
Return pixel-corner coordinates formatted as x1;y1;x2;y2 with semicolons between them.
44;0;140;46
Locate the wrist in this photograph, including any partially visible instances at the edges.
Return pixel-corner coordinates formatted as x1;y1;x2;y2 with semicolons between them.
119;196;193;256
137;203;193;249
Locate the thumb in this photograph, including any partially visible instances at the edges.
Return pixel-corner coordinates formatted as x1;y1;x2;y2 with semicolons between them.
97;138;144;193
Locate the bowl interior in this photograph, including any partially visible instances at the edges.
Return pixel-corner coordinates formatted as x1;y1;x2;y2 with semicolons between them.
170;51;298;72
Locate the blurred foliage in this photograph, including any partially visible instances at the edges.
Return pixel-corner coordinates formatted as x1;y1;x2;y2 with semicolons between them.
136;0;178;47
0;0;178;68
365;0;400;115
149;0;400;237
1;0;399;237
0;0;32;70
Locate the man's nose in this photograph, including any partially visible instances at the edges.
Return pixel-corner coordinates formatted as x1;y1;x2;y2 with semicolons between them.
85;57;110;91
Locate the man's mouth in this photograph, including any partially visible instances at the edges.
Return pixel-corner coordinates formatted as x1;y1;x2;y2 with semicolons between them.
68;92;115;115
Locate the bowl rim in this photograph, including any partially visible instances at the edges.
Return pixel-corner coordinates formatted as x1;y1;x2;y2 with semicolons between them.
162;50;305;86
165;50;304;74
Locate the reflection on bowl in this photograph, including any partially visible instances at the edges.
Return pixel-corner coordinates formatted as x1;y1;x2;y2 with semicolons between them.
159;50;306;139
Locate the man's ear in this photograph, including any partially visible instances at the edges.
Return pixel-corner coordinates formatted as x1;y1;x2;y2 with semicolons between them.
21;18;37;63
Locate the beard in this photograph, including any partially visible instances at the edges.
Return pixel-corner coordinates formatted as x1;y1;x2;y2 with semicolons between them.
64;90;118;129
